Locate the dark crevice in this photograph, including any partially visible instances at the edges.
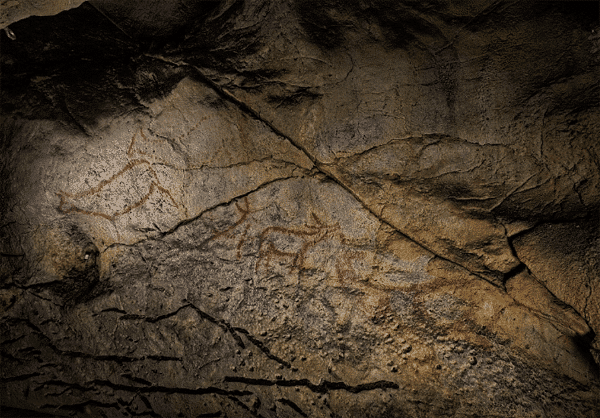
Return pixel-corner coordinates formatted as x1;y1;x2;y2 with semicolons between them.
0;372;41;383
226;394;264;418
223;376;399;394
122;373;152;386
277;398;308;417
144;355;182;362
233;327;291;368
186;303;246;349
197;412;222;418
146;304;192;324
139;394;155;412
0;406;62;418
0;252;25;257
501;262;527;282
43;378;254;397
96;307;127;315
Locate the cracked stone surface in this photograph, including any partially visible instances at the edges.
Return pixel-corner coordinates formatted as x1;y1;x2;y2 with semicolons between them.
1;1;600;417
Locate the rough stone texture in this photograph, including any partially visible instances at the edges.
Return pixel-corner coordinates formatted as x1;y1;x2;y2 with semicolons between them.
513;220;600;366
1;1;600;417
0;0;86;29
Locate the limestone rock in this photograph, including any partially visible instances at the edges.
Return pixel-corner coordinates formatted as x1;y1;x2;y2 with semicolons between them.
1;0;86;29
1;0;599;416
513;220;600;366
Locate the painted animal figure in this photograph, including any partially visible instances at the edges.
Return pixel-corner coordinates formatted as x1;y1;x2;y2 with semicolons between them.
256;213;341;273
57;159;178;221
57;128;183;220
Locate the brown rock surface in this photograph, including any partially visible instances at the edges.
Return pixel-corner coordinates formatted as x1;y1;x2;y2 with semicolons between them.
0;0;86;29
1;1;599;416
513;220;600;366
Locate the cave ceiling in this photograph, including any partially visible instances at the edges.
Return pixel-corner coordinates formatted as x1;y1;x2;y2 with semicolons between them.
1;1;600;417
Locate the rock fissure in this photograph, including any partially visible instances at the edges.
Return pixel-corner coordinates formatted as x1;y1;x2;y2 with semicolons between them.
223;376;400;394
2;1;599;416
100;173;303;254
151;55;516;288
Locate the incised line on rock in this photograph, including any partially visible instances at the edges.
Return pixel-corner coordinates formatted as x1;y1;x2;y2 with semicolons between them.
56;115;213;221
208;196;252;260
57;157;179;221
153;56;525;288
207;202;371;285
256;212;343;274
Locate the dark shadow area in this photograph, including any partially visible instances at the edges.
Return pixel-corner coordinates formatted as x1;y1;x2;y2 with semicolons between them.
0;406;65;417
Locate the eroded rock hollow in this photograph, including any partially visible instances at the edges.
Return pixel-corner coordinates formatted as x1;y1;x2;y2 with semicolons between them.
1;1;599;416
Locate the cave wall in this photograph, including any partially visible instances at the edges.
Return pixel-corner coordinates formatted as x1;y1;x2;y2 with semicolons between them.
1;1;600;417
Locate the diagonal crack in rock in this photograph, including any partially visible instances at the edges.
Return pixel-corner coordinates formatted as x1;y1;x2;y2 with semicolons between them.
223;376;399;394
143;53;521;289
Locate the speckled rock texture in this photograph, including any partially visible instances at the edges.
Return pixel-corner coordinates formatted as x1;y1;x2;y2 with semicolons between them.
1;1;600;417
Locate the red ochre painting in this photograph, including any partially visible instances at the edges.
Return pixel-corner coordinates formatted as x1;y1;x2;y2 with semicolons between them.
56;129;184;221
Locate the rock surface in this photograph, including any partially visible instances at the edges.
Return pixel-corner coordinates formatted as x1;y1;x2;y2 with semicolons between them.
0;0;86;29
1;1;599;417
